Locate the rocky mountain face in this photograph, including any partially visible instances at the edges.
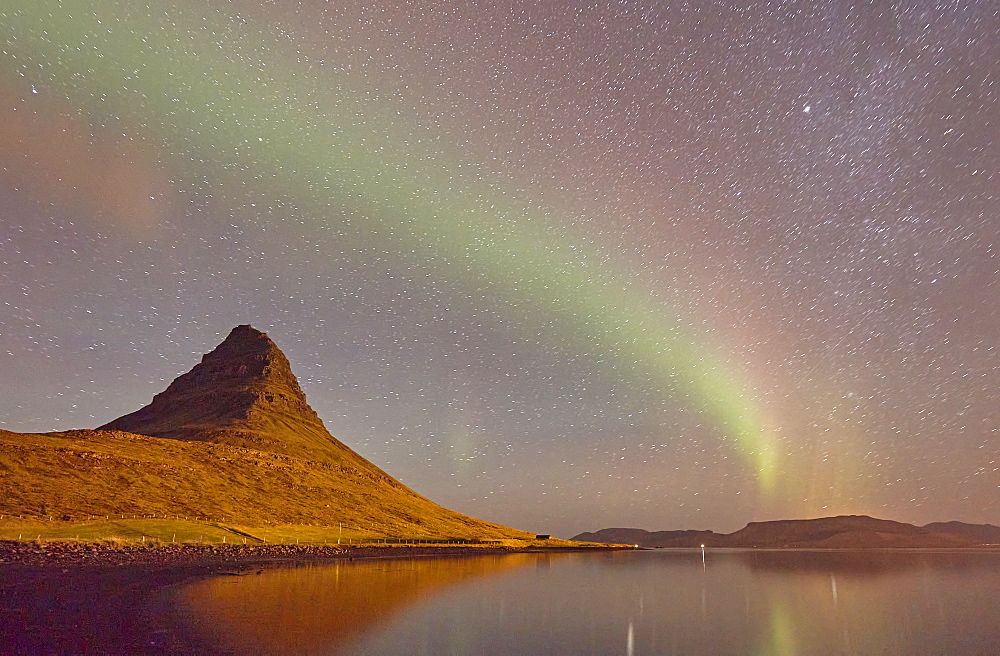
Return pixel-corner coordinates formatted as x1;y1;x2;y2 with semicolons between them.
100;325;376;467
573;515;998;548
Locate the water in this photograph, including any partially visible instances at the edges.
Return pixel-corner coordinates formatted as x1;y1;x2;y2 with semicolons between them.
3;549;999;654
170;549;1000;655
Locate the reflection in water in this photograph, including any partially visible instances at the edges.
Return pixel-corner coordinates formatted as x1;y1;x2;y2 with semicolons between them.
735;547;1000;575
177;554;537;654
173;549;1000;655
5;549;998;654
174;554;539;654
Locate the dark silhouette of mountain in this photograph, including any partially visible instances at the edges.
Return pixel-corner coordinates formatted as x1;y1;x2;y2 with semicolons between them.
574;515;991;548
923;521;1000;544
572;528;723;547
0;326;533;539
722;515;974;548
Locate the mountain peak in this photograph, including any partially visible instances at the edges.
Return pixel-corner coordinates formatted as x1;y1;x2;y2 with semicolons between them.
99;325;369;465
193;324;304;399
219;324;273;350
215;324;277;357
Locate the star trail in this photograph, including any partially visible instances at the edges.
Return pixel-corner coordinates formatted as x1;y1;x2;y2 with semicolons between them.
1;1;996;537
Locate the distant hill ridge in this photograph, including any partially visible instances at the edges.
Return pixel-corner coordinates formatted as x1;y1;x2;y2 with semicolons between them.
573;515;1000;548
0;325;532;539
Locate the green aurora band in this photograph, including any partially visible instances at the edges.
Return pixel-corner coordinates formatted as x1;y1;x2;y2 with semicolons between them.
1;1;778;489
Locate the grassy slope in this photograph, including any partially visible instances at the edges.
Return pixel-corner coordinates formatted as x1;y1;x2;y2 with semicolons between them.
0;429;534;541
0;518;569;546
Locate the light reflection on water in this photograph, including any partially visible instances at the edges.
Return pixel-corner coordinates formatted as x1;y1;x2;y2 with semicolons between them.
175;549;1000;655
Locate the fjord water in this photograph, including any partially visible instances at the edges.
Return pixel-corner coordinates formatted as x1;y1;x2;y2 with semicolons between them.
170;549;1000;655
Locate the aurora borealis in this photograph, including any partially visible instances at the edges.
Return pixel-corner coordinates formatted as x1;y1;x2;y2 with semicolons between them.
1;1;996;537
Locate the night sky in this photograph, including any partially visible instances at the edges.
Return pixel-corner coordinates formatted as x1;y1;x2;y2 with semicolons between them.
1;1;997;538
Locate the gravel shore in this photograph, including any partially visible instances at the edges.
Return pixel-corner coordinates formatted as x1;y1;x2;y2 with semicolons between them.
0;539;530;569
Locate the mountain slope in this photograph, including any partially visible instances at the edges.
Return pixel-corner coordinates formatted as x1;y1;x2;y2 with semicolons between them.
0;428;525;538
0;326;533;539
923;521;1000;545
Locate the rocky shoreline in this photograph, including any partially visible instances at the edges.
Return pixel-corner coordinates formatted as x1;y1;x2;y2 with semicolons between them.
0;539;625;570
0;539;543;569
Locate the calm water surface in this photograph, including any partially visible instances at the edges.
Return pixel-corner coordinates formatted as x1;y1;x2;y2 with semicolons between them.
169;549;1000;655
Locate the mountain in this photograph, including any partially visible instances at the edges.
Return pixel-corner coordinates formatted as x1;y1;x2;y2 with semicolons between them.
0;326;532;539
573;515;991;548
99;325;371;464
923;521;1000;545
572;528;724;547
721;516;975;548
